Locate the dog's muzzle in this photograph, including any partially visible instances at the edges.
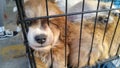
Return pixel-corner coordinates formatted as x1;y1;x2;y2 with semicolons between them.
34;34;47;44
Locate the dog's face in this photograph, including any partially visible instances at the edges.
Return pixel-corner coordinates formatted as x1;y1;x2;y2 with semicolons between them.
27;19;54;51
24;0;62;51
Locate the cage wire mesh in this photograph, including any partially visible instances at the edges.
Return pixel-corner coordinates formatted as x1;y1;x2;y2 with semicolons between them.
15;0;120;68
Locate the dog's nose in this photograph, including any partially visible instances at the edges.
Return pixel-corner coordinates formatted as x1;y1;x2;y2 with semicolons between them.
35;34;47;44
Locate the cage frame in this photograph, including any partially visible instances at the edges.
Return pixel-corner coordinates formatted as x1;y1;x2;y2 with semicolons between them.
14;0;120;68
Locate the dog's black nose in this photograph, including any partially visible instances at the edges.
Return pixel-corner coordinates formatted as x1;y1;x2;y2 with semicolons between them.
35;34;47;44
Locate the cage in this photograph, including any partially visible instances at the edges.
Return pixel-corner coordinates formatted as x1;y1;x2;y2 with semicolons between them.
14;0;120;68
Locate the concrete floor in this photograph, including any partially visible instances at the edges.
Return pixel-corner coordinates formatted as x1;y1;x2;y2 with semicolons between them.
0;56;29;68
0;1;29;68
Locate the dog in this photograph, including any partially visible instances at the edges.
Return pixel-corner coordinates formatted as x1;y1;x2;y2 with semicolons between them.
54;0;120;23
23;0;120;68
24;0;69;68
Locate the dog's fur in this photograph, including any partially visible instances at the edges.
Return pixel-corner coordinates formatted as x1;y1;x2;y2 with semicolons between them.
24;0;120;68
24;0;69;68
47;15;120;68
54;0;120;23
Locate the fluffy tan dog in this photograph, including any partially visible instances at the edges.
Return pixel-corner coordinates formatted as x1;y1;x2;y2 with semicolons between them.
24;0;69;68
23;0;120;68
50;16;120;68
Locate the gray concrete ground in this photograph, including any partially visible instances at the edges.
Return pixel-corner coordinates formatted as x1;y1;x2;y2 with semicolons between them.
0;56;28;68
0;1;29;68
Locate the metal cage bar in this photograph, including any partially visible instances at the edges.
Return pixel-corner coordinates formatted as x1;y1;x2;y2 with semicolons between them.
21;8;120;22
44;0;54;68
15;0;36;68
14;0;120;68
102;0;114;49
109;15;120;54
116;44;120;56
77;0;85;67
87;0;101;65
65;0;68;67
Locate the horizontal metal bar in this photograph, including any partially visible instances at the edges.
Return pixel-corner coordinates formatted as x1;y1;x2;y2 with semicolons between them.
22;8;120;22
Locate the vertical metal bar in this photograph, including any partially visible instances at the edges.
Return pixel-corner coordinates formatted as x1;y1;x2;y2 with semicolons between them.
87;0;101;65
15;0;32;68
65;0;68;67
15;0;27;40
102;0;114;46
15;0;36;68
45;0;50;25
116;44;120;56
77;0;85;67
20;0;29;32
45;0;53;68
109;16;120;54
20;1;36;68
30;49;37;68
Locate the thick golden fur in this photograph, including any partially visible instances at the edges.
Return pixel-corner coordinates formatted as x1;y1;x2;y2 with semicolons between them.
51;16;120;67
32;19;69;68
24;0;120;68
24;0;69;68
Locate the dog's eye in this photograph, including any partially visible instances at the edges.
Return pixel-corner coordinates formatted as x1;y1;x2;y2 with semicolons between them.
26;21;32;26
26;20;38;26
